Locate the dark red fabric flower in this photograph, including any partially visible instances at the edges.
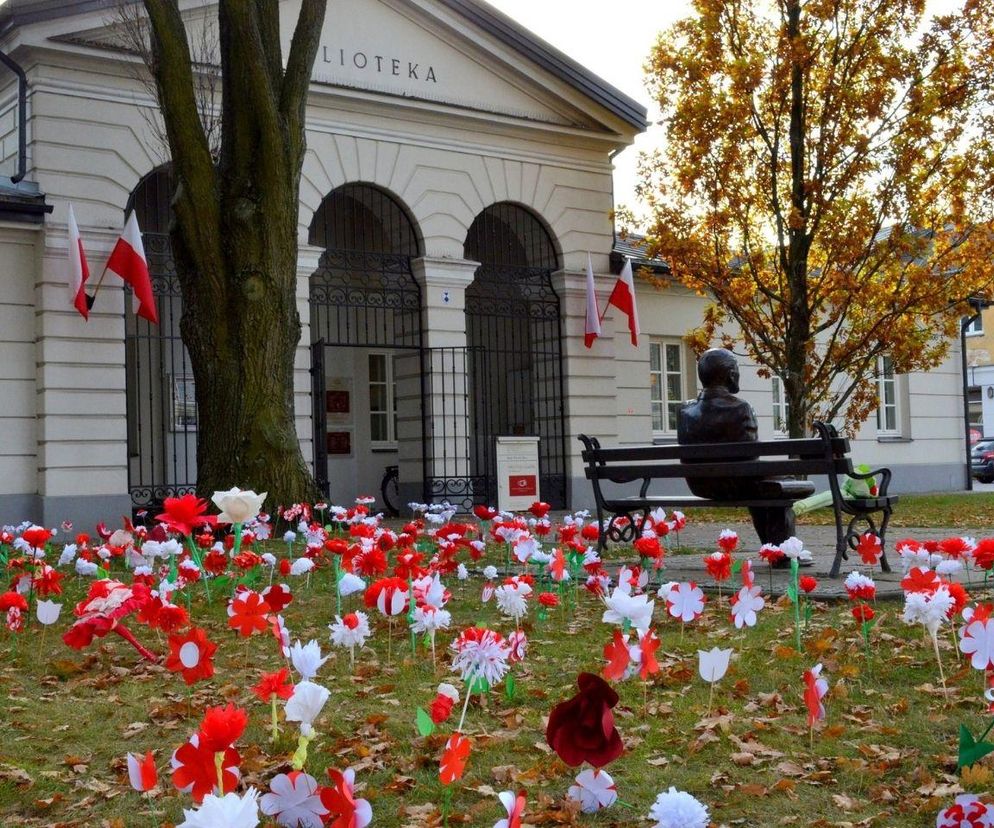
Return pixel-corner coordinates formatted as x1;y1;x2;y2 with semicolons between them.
545;672;623;768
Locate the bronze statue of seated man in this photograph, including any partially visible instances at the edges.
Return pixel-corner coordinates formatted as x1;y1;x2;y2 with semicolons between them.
676;348;813;547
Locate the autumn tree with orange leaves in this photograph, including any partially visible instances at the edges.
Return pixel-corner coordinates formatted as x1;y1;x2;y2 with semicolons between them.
635;0;994;437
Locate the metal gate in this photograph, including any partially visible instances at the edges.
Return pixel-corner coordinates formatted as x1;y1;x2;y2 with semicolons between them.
465;203;568;508
125;167;197;511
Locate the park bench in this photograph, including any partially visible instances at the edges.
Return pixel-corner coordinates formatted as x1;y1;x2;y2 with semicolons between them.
578;421;897;577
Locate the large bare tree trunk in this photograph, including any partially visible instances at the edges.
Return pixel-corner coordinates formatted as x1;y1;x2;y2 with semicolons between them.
143;0;326;503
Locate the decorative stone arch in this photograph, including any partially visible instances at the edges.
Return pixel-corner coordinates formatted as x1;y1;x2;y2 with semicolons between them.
123;164;197;510
464;201;568;508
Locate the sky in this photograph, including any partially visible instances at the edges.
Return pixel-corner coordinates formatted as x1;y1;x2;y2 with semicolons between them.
486;0;964;216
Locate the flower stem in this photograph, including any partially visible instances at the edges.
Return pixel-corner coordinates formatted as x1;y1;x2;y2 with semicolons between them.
270;695;279;743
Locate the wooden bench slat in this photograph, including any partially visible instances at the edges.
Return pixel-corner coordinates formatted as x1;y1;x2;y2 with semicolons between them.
586;458;852;482
604;496;800;509
582;437;849;463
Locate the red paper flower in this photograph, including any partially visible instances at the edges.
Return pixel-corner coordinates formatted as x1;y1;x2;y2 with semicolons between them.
901;566;939;594
156;493;215;536
252;668;294;703
799;576;818;594
165;627;217;686
529;501;551;519
198;703;248;753
262;583;293;613
227;590;272;637
21;526;52;549
633;535;662;560
32;565;63;597
538;592;559;608
171;734;240;803
126;750;158;793
856;532;882;565
602;630;630;682
851;604;874;623
439;733;471;785
704;551;732;582
639;629;661;680
473;505;499;521
546;673;624;768
322;767;372;828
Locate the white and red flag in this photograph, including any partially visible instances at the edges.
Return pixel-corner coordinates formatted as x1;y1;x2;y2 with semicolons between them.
66;203;90;319
604;258;640;347
584;252;601;348
105;211;158;324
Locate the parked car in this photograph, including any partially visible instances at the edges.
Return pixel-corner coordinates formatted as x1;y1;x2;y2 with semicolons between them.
970;439;994;483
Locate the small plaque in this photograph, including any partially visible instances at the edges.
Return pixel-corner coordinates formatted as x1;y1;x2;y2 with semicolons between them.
326;431;351;455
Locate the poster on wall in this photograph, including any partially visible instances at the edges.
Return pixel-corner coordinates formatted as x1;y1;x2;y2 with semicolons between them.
170;374;197;431
326;377;353;426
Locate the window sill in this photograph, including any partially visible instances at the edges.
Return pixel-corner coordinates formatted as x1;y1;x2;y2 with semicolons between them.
876;436;912;443
652;435;679;445
371;445;399;453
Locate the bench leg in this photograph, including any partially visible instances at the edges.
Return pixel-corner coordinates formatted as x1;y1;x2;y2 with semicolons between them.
877;509;892;574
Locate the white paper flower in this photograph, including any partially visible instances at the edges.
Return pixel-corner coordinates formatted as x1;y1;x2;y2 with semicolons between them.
259;772;327;828
457;563;469;580
211;488;267;525
567;768;617;813
697;647;732;683
602;588;654;633
730;585;764;629
178;787;260;828
648;787;709;828
412;605;452;634
483;565;498;580
329;612;371;649
57;544;77;566
513;536;540;563
290;557;315;577
450;628;511;687
495;584;529;622
75;558;98;576
35;599;62;626
337;572;366;597
665;582;705;623
778;537;812;562
959;615;994;671
290;640;329;680
284;680;330;738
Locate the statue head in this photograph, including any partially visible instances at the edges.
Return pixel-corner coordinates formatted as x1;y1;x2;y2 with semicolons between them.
697;348;740;394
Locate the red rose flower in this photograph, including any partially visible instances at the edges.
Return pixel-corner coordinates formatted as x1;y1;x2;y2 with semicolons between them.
545;672;624;768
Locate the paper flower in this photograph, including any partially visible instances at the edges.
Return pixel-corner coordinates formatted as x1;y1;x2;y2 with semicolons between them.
844;572;876;601
493;790;526;828
439;733;471;784
290;640;329;681
451;627;511;687
337;573;366;597
697;647;732;683
567;767;617;813
321;767;372;828
412;605;452;635
365;576;409;616
329;613;372;650
126;751;157;792
284;680;331;738
779;537;812;562
260;771;327;828
165;627;218;686
803;663;829;726
648;787;709;828
290;557;315;577
177;787;260;828
856;532;882;565
200;703;248;753
959;605;994;671
730;585;764;628
171;733;241;803
62;579;157;661
35;599;62;626
638;629;661;680
156;494;215;536
252;668;294;703
430;683;460;724
495;584;529;622
665;582;705;623
211;488;266;525
227;591;272;637
602;630;631;681
602;588;654;633
546;672;623;768
262;583;293;613
704;551;732;581
716;529;738;553
935;794;992;828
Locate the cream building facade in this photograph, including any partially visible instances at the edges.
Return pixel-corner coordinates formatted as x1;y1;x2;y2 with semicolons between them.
0;0;970;528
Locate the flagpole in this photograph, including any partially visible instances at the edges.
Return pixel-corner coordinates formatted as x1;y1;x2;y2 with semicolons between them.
86;263;111;310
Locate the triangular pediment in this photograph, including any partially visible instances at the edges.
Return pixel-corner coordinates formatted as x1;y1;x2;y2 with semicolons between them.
30;0;644;136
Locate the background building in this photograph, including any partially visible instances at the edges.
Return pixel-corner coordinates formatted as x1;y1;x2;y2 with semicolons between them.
0;0;970;527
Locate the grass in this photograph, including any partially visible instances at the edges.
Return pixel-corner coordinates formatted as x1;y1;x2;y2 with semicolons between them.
0;555;991;827
687;490;994;529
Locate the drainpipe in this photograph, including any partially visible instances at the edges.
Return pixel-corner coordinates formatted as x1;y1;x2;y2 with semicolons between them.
962;296;990;491
0;48;27;184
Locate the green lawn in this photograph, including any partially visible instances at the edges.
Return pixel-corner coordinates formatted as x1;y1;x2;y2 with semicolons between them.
0;558;989;827
687;490;994;529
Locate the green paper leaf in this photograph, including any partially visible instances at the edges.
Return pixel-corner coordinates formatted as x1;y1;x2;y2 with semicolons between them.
505;672;517;702
415;707;435;737
786;584;798;603
958;724;994;768
730;560;743;575
212;576;232;592
466;675;491;695
804;603;813;622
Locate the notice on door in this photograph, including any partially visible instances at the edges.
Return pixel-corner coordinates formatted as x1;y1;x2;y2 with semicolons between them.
496;436;540;512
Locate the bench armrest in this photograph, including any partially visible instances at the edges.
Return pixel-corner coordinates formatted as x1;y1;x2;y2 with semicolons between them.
639;477;652;499
849;465;892;497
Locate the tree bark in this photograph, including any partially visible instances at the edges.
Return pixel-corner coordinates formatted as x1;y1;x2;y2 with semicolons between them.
143;0;326;504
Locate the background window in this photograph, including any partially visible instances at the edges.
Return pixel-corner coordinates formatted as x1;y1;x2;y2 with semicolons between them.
876;356;898;434
965;315;984;335
772;376;790;435
368;353;397;446
650;340;684;434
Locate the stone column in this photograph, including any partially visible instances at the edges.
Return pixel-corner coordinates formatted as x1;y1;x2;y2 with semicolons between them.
400;256;479;508
552;260;619;511
295;244;323;483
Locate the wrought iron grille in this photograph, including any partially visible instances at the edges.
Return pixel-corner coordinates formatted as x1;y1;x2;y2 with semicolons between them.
124;166;197;511
465;204;568;509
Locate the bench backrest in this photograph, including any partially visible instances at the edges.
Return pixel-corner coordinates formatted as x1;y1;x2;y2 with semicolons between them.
579;427;853;484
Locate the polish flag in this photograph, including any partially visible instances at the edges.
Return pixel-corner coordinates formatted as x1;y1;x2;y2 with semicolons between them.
584;252;601;348
105;212;158;324
66;204;90;319
604;258;640;347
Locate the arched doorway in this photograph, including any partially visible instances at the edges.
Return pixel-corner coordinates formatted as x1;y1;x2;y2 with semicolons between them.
465;203;567;508
124;165;196;511
308;183;424;508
